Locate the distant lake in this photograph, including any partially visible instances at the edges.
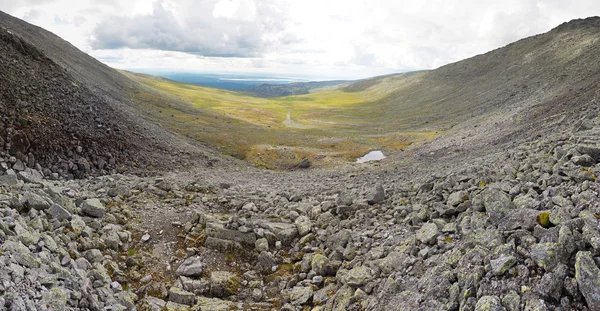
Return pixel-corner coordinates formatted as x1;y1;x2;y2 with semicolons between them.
131;71;307;90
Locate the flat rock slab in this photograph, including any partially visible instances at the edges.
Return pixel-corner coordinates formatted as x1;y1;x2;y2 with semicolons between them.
206;222;256;246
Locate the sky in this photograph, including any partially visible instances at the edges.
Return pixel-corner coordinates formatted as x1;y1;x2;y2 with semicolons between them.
1;0;600;80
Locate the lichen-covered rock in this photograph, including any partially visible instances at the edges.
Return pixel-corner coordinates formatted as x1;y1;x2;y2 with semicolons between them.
311;253;330;276
575;251;600;310
210;271;241;298
447;190;469;206
289;286;313;305
343;265;375;287
168;287;196;306
490;256;516;276
482;188;515;223
417;222;439;244
475;295;504;311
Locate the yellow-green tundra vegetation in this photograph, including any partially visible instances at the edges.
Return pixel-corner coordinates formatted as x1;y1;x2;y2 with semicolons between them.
123;71;442;169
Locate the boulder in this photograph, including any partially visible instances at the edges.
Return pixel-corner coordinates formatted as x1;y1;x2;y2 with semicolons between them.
24;191;51;210
210;271;241;298
366;184;385;205
490;256;516;276
417;223;439;245
343;265;375;287
289;286;313;305
482;188;515;223
81;198;106;218
575;251;600;310
475;296;504;311
176;256;204;277
168;287;196;306
48;204;72;221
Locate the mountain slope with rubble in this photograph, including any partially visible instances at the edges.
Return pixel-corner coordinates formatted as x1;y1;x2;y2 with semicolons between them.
1;11;600;311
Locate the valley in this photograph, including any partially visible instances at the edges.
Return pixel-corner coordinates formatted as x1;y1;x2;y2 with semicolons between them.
1;9;600;311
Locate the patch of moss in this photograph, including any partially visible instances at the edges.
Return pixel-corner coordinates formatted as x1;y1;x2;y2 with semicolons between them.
127;249;137;256
478;181;487;188
538;212;552;228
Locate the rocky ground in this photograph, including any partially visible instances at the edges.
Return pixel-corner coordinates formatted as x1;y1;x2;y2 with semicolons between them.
1;113;599;311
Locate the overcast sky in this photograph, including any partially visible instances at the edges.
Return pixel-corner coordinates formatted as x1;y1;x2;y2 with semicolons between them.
2;0;600;80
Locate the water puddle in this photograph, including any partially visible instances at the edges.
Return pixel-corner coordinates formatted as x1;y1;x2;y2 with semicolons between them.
356;150;386;163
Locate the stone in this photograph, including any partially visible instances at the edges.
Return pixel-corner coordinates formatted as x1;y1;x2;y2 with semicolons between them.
24;191;51;210
180;276;210;295
256;251;277;273
482;188;515;223
210;271;241;298
1;241;39;268
366;184;385;205
289;286;313;305
141;233;151;242
475;296;504;311
311;254;330;276
447;190;469;206
81;198;106;218
17;169;43;183
168;287;196;306
176;256;204;277
48;204;72;220
530;243;567;271
572;155;595;167
502;291;520;311
295;216;312;236
417;222;439;245
206;222;256;246
343;265;375;287
0;174;18;186
490;256;516;276
575;251;600;310
141;297;167;311
255;238;269;252
12;159;25;171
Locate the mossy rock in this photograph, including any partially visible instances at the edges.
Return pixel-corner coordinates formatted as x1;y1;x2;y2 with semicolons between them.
537;212;552;228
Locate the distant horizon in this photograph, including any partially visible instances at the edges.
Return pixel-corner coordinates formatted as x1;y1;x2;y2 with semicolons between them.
4;1;598;80
124;68;390;82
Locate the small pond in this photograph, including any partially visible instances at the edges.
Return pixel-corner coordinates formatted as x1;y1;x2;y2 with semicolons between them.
356;150;386;163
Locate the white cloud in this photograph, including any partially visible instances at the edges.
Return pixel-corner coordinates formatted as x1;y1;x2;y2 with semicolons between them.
2;0;600;79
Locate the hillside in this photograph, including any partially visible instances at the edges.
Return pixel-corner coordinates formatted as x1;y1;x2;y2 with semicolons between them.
0;11;227;177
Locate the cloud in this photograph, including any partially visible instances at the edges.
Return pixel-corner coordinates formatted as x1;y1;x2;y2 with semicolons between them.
91;0;292;57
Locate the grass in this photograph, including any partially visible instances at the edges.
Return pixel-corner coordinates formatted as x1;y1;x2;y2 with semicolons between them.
122;71;441;169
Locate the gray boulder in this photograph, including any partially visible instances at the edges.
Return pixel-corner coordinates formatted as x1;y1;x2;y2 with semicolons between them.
24;192;51;210
482;188;515;223
168;287;196;306
176;256;204;277
475;296;504;311
575;251;600;310
366;184;385;205
81;198;106;218
417;223;439;245
48;204;72;220
210;271;240;298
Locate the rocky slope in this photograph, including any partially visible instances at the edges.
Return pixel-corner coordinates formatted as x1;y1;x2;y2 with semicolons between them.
0;11;226;179
1;11;600;311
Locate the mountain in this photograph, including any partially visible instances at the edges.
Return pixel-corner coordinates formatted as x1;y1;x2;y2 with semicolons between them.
244;80;348;97
0;11;223;178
